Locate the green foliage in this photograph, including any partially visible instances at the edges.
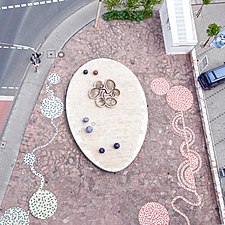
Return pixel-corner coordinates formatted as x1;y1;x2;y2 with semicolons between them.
140;0;161;9
102;0;159;21
207;23;222;37
102;10;144;21
104;0;122;11
123;0;141;12
202;0;212;4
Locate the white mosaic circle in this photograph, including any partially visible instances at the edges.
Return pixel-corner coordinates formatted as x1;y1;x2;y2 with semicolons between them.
40;96;63;119
24;153;36;166
48;73;60;84
29;189;57;219
0;207;29;225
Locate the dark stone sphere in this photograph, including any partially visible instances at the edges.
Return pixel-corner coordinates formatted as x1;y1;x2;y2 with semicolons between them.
83;69;88;74
86;126;93;133
93;70;98;75
83;117;89;123
114;143;120;149
99;148;105;153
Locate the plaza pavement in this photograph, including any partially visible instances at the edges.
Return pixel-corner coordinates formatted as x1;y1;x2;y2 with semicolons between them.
0;5;222;225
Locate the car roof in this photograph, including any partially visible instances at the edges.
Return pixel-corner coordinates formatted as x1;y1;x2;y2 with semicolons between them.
206;64;225;81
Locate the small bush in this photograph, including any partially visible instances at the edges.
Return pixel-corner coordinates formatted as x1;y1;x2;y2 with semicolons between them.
102;10;146;21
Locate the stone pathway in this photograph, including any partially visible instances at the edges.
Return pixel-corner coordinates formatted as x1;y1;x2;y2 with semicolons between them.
0;14;220;225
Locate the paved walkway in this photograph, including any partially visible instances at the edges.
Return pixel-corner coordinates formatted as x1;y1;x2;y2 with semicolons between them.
0;11;220;225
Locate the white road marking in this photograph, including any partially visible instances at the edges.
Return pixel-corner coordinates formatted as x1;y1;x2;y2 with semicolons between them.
0;0;64;10
0;43;35;51
0;96;14;101
1;87;18;90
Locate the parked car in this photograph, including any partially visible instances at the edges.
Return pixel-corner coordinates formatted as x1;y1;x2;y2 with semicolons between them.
198;63;225;90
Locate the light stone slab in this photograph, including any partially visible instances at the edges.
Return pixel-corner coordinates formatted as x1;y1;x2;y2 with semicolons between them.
66;58;148;172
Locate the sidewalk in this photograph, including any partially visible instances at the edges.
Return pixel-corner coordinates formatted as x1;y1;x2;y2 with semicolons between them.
0;3;221;225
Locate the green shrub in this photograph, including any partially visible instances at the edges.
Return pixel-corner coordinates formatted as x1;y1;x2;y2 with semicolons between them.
102;0;159;21
102;10;145;21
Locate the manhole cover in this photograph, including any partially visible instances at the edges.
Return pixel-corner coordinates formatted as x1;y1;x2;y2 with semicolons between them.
0;140;7;149
58;52;65;58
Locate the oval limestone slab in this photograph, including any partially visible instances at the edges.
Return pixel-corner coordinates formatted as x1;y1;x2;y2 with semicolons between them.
66;58;148;172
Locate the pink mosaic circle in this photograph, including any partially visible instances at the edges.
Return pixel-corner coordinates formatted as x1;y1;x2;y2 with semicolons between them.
166;86;193;111
138;202;169;225
151;78;170;95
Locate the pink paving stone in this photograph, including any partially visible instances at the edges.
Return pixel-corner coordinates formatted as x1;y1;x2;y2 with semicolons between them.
150;78;170;95
138;202;169;225
166;86;193;111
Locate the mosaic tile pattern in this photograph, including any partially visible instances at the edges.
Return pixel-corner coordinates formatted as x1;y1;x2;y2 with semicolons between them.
48;73;60;84
139;78;202;225
0;73;63;224
150;78;170;96
171;111;202;225
166;86;193;112
29;190;57;219
0;207;29;225
40;96;63;119
138;202;169;225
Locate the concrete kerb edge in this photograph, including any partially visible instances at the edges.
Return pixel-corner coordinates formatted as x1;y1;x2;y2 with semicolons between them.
191;49;225;224
0;1;103;205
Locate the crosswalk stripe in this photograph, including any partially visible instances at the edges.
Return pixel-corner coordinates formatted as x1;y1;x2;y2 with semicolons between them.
0;96;14;101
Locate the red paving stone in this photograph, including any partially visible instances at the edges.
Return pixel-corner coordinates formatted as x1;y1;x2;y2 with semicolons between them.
0;14;220;225
0;100;13;133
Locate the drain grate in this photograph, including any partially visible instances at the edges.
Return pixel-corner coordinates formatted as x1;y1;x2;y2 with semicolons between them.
46;50;56;59
0;140;7;149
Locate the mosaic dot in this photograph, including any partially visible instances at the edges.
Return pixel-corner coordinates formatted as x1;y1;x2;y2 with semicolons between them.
151;78;170;95
40;96;63;119
138;202;169;225
166;86;193;111
0;207;29;225
29;189;57;219
24;153;36;166
48;73;60;84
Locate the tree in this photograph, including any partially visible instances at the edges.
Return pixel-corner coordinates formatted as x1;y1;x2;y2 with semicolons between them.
139;0;161;18
104;0;122;12
196;0;212;18
203;23;222;47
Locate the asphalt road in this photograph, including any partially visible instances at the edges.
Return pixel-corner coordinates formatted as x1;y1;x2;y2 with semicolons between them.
0;0;94;134
0;0;94;96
